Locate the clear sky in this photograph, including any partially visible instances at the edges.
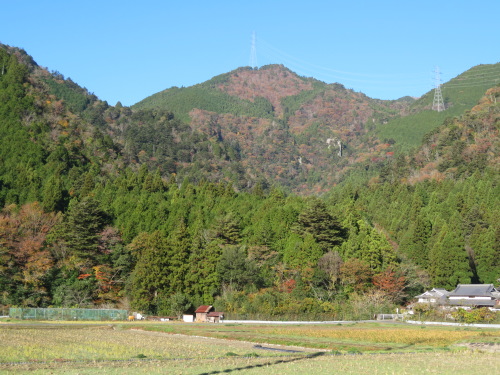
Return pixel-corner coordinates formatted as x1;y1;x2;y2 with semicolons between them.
1;1;499;106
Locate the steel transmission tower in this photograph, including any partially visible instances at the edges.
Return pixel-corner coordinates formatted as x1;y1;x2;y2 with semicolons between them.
250;31;257;69
432;66;445;112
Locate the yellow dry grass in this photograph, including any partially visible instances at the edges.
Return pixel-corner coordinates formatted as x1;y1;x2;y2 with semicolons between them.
134;322;499;352
0;325;293;363
0;323;499;374
2;351;499;374
268;325;494;346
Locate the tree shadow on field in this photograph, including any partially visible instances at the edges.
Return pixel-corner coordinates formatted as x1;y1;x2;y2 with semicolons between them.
197;352;325;375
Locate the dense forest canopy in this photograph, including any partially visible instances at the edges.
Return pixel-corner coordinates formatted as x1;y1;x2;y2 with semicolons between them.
0;44;498;319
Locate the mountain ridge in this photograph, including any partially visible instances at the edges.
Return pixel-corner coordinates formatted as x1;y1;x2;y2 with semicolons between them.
4;42;498;194
133;64;413;192
1;43;498;315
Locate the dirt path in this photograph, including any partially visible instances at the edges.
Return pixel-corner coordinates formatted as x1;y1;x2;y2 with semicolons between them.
457;343;500;352
129;328;325;354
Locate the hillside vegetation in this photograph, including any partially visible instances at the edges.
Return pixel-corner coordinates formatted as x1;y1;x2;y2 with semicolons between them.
134;62;500;193
376;63;500;151
135;64;414;193
0;44;498;320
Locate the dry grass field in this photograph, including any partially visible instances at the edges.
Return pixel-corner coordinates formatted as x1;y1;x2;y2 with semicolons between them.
0;321;498;374
136;321;500;352
2;352;499;375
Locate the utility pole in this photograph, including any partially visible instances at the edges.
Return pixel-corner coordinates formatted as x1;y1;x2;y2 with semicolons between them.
250;31;257;69
432;66;445;112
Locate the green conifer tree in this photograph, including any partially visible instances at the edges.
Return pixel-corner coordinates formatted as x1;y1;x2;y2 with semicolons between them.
166;220;191;295
128;231;170;313
429;223;472;289
293;197;344;251
471;226;499;284
58;197;108;265
41;175;63;212
405;214;431;267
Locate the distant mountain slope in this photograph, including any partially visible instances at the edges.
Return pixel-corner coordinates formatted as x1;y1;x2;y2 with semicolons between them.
133;67;281;123
337;87;500;286
134;63;500;192
133;64;404;124
5;40;497;196
215;65;316;117
375;63;500;151
0;44;122;209
410;85;500;182
133;65;412;192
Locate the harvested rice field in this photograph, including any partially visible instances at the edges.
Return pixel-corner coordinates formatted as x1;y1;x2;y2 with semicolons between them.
0;321;499;374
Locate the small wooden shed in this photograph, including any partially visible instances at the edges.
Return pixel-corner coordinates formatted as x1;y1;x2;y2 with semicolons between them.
195;305;213;322
207;311;224;323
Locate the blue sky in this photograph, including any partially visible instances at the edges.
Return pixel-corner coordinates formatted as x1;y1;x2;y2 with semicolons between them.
1;1;499;106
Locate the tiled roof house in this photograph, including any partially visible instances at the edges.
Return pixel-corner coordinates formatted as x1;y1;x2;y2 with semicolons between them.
447;284;499;308
415;288;450;305
415;284;500;309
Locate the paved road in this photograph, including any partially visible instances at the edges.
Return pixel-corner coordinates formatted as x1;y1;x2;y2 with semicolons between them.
222;319;500;328
2;318;499;328
222;320;376;324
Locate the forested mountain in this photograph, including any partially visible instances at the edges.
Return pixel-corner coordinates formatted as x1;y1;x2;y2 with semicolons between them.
133;63;500;193
0;44;498;319
134;65;413;193
376;63;500;151
328;86;500;289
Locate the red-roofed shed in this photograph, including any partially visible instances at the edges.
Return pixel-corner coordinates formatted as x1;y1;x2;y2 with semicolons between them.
195;305;213;322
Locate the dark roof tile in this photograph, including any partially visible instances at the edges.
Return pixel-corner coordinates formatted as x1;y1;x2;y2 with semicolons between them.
450;284;496;297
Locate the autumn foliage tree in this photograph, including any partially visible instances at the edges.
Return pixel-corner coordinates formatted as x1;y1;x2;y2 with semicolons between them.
0;202;60;306
372;267;406;303
339;258;373;293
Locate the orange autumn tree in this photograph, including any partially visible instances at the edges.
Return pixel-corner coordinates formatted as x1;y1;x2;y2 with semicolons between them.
0;202;61;305
84;265;120;304
372;267;406;303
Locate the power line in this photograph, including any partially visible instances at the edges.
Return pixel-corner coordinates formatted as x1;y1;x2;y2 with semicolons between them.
257;37;428;82
445;80;500;88
444;72;500;87
253;36;500;98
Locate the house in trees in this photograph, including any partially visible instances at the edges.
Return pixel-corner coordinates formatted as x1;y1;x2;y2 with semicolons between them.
447;284;500;309
414;284;500;310
415;288;450;305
